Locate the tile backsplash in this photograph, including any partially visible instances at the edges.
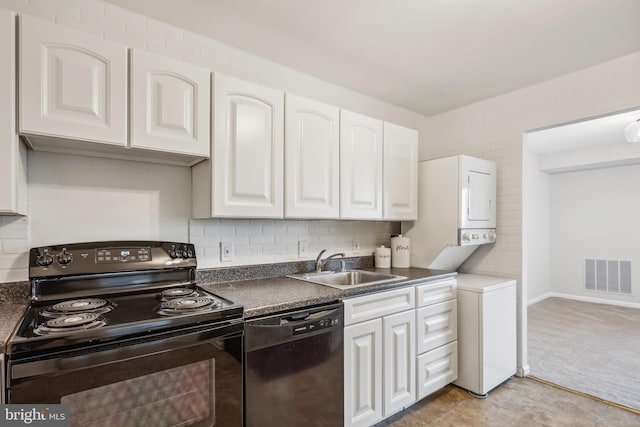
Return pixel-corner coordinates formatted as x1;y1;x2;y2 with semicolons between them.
0;216;29;282
190;218;400;269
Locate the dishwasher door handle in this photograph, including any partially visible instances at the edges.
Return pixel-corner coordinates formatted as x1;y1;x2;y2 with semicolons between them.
283;312;310;322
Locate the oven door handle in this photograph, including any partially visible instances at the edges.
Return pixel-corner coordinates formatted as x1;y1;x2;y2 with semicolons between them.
10;321;243;382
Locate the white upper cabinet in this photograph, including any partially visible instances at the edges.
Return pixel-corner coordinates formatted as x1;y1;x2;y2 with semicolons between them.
19;15;127;146
383;122;418;220
0;8;26;215
285;94;340;218
130;50;210;158
193;74;284;218
340;110;383;219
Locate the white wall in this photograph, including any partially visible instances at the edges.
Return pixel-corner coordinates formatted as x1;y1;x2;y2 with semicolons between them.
28;152;191;247
522;147;551;302
0;0;423;282
550;165;640;304
424;50;640;376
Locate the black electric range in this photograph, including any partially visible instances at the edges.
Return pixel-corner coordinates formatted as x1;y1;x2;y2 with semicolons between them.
6;240;243;358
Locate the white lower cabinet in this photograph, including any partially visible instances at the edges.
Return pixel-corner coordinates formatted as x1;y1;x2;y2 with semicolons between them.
417;341;458;399
344;318;383;427
344;279;458;426
345;280;452;427
344;310;416;427
383;310;416;417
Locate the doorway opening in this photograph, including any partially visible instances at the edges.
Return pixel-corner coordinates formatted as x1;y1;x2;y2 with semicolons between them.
522;107;640;412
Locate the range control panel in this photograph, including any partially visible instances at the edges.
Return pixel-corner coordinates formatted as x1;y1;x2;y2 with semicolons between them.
96;248;151;264
29;241;197;278
291;317;341;336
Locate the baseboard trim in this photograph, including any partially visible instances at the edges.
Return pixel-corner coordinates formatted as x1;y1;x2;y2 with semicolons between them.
528;292;640;309
516;365;530;377
527;293;552;305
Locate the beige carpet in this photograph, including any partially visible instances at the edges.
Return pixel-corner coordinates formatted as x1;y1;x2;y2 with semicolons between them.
528;297;640;412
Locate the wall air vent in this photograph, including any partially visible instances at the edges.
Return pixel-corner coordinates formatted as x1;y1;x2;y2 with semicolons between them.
584;259;631;294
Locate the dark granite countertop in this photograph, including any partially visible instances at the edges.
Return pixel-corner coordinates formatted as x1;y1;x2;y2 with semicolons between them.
0;303;27;353
201;267;456;318
0;281;29;353
0;266;455;351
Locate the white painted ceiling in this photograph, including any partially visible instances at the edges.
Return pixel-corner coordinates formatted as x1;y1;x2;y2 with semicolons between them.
105;0;640;116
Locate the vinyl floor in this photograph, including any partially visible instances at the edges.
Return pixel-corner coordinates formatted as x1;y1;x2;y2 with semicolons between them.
382;377;639;426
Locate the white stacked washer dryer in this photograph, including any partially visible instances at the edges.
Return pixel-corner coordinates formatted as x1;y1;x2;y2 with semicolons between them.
402;155;497;271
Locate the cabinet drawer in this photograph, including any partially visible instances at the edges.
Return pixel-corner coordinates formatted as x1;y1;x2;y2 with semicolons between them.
416;279;456;307
344;287;415;326
416;300;457;354
416;341;458;400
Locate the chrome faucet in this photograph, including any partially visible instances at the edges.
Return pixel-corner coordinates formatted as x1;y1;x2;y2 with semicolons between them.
315;249;346;273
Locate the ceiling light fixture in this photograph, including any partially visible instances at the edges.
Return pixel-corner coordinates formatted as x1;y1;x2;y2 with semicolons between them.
624;118;640;143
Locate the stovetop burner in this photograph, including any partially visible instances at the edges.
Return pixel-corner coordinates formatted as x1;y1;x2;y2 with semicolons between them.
160;287;199;300
33;313;106;336
41;298;113;317
158;296;221;316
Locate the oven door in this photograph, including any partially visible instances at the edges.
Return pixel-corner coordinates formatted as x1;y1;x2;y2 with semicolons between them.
7;321;243;427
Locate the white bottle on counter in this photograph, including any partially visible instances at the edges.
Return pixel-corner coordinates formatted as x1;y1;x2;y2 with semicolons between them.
390;234;411;268
374;246;391;268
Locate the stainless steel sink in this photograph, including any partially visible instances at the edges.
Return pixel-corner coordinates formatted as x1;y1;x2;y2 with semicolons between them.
288;270;407;289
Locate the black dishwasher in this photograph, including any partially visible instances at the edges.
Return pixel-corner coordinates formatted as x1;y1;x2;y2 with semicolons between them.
244;302;344;427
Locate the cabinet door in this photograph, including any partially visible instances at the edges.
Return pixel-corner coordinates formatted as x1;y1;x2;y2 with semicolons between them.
416;300;457;354
0;8;26;215
19;15;127;146
130;50;210;158
212;74;284;217
340;110;383;219
383;122;418;220
383;310;416;416
417;341;458;400
344;319;383;427
285;94;339;218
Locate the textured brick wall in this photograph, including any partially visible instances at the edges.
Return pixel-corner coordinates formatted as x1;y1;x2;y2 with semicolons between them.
190;219;399;269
